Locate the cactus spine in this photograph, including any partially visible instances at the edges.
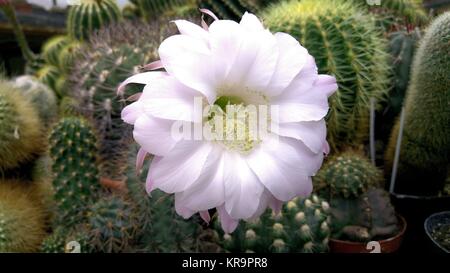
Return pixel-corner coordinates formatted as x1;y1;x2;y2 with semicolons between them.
262;0;390;152
218;195;331;253
0;80;43;171
0;180;47;253
49;117;101;226
385;12;450;196
67;0;122;41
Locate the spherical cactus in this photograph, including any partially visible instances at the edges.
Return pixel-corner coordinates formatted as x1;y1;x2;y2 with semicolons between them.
69;21;161;181
41;227;92;253
13;75;58;127
0;180;47;253
0;80;43;171
196;0;276;20
41;35;70;67
67;0;122;41
385;12;450;196
49;117;101;226
217;194;331;253
59;96;82;117
263;0;390;152
313;150;383;198
86;194;140;253
58;40;82;73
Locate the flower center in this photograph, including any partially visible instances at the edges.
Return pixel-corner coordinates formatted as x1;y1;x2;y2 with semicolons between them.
206;96;262;154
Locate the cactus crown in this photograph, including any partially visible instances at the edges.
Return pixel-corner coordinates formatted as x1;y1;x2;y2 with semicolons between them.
314;150;383;198
263;0;390;152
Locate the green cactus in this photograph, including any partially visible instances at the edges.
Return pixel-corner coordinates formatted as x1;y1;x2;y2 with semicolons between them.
67;0;122;41
130;0;193;19
36;65;60;95
0;80;43;171
58;41;82;73
59;96;82;117
68;21;161;181
85;194;140;253
217;194;331;253
41;227;92;253
13;75;58;127
41;35;70;68
385;12;450;196
329;188;399;242
263;0;390;152
0;180;47;253
196;0;276;20
313;150;383;198
48;117;101;226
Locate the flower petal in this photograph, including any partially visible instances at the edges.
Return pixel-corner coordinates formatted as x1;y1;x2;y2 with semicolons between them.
246;135;321;201
223;151;265;219
121;100;143;125
240;12;264;32
217;204;239;234
117;71;167;95
173;20;209;43
275;120;327;154
148;140;212;193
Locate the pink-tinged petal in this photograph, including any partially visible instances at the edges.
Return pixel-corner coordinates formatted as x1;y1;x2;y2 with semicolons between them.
224;28;279;94
141;60;163;71
199;8;219;21
145;156;161;194
246;135;322;201
159;35;216;104
217;204;239;234
173;20;209;43
247;189;271;220
126;92;142;102
121;101;142;125
223;151;265;219
139;75;202;122
175;197;196;219
269;197;283;215
136;147;147;172
275;120;327;153
149;141;212;193
133;115;178;156
239;12;264;32
117;71;167;95
199;211;211;224
323;141;330;155
266;32;309;96
175;146;225;211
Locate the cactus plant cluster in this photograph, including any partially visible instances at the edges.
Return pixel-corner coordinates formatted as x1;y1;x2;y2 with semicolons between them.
314;151;399;242
68;21;162;181
385;12;450;196
216;194;331;253
263;0;390;152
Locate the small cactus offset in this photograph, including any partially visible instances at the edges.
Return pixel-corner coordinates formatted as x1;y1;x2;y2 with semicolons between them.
385;12;450;195
313;150;383;198
263;0;390;152
67;0;122;41
0;180;47;253
13;75;58;128
36;65;60;96
69;21;161;181
41;35;70;68
0;80;44;171
85;194;140;253
217;195;331;253
48;117;101;226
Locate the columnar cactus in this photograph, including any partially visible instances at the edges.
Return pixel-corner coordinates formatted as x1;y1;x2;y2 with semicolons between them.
263;0;390;152
313;150;383;198
48;117;101;226
0;80;43;171
13;75;58;127
385;12;450;196
67;0;122;41
69;21;161;181
0;180;47;253
217;195;331;253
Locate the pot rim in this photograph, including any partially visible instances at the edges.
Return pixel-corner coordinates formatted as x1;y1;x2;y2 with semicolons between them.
329;214;407;246
424;211;450;253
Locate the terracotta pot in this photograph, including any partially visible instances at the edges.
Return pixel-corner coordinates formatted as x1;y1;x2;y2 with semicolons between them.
329;215;407;253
